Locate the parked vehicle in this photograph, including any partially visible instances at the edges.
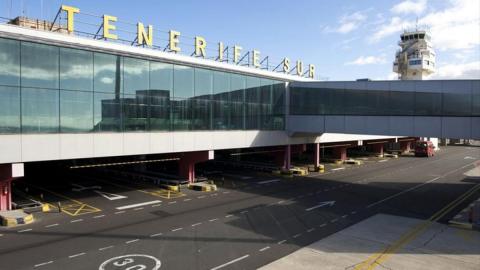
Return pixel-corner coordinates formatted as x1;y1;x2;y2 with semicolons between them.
414;141;435;157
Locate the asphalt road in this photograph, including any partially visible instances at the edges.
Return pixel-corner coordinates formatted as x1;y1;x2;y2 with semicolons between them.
1;146;479;270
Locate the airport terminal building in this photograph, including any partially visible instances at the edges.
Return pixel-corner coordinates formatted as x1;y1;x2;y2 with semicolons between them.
0;6;478;211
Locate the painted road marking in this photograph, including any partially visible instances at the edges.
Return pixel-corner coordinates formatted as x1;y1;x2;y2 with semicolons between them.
116;200;162;210
198;195;206;199
259;246;270;252
150;233;163;237
209;218;218;222
99;246;114;251
225;214;233;218
240;210;248;214
68;253;86;258
319;223;327;227
191;222;202;227
151;204;162;207
171;227;183;232
168;201;177;204
258;179;281;185
45;224;59;228
342;215;348;218
305;201;336;211
307;228;315;233
71;219;83;223
133;207;144;211
351;211;357;214
93;190;127;201
114;211;125;214
331;218;338;223
34;261;53;268
277;240;287;244
184;198;192;202
331;168;345;171
18;228;32;233
293;233;302;238
93;215;105;219
378;159;388;163
100;254;161;270
126;239;140;244
210;254;250;270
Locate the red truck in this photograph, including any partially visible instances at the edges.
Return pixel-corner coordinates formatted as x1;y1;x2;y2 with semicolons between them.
414;141;435;157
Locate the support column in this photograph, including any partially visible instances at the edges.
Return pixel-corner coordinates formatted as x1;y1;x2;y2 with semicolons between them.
371;143;384;157
0;163;24;211
178;151;213;183
314;143;320;167
284;145;291;170
333;146;347;161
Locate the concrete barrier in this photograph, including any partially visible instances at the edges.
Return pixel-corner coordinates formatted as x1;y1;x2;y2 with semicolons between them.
0;210;34;227
188;182;217;192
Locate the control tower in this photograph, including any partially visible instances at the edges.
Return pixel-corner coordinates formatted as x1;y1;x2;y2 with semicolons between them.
393;28;435;80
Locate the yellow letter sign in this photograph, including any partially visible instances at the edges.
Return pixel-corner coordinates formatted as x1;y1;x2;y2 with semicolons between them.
61;5;79;33
103;15;118;40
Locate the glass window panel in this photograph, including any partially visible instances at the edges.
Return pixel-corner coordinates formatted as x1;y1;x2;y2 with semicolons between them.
124;57;149;95
442;92;472;116
212;99;229;130
473;84;480;116
173;65;194;98
230;74;245;129
94;92;121;132
192;99;211;130
259;79;273;129
171;98;192;130
214;71;230;94
245;76;261;129
150;62;172;96
94;53;122;94
344;89;367;115
0;38;20;86
194;68;213;98
60;90;93;132
60;48;93;91
122;93;149;131
21;42;59;89
21;88;59;133
415;92;442;116
365;90;389;115
272;81;285;115
323;88;344;114
149;90;171;131
389;91;414;115
0;86;20;133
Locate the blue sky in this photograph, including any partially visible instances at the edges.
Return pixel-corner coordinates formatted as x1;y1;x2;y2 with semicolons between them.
1;0;479;80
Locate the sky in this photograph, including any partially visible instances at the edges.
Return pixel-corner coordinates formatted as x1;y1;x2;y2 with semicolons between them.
1;0;479;81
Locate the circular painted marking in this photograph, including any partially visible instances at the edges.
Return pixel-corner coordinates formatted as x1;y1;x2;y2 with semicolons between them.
99;254;161;270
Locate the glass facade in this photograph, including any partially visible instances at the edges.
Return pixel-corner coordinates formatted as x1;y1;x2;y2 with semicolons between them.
291;85;479;117
0;37;285;134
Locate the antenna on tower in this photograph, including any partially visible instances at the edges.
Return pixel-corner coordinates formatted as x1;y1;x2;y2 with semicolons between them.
415;17;419;31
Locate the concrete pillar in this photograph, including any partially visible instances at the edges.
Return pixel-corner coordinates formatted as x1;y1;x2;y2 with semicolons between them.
284;145;291;169
0;163;24;211
371;144;384;157
314;143;321;167
333;147;347;161
178;151;213;183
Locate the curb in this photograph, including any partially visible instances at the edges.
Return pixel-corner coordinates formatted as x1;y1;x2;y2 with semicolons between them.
1;213;34;227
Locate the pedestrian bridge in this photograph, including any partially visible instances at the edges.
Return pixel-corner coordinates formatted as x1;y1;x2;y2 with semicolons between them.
287;80;479;139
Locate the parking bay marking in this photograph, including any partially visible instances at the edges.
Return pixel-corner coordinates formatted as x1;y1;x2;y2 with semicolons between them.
305;201;336;211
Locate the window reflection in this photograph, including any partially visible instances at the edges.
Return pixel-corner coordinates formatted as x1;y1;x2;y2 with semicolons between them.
0;38;20;86
0;86;20;133
21;88;59;133
21;42;59;89
60;48;93;91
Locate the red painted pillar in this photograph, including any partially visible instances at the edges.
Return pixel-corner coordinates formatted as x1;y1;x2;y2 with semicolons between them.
0;163;23;211
178;151;213;183
284;145;291;169
372;144;384;156
333;147;347;161
314;143;321;167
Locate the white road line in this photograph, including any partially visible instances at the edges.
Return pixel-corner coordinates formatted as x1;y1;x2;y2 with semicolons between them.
277;200;284;204
351;211;357;215
240;210;248;214
184;198;192;202
367;177;441;208
223;191;230;194
71;219;83;223
99;245;114;251
93;215;105;219
198;195;206;199
151;204;162;207
293;233;302;238
115;211;126;214
168;201;177;204
259;246;270;252
209;218;218;222
210;254;250;270
171;227;183;232
150;233;163;237
18;228;32;233
319;223;327;227
68;253;86;258
331;219;338;223
126;239;139;244
116;200;162;210
45;223;59;228
307;228;315;233
34;261;53;268
378;159;388;163
133;207;144;211
277;240;287;244
191;222;202;227
225;214;233;218
342;215;348;218
258;179;281;185
331;168;345;171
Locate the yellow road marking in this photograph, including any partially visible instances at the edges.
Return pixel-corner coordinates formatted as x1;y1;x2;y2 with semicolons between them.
20;181;101;216
354;183;480;270
93;177;185;199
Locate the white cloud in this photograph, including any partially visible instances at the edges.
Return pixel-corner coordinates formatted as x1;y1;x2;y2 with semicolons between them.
324;11;368;34
391;0;428;15
345;55;387;65
429;61;480;79
369;17;412;43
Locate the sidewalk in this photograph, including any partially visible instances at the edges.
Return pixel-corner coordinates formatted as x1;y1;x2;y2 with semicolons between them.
260;214;480;270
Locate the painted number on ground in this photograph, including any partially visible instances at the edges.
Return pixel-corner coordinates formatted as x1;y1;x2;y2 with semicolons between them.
99;254;161;270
